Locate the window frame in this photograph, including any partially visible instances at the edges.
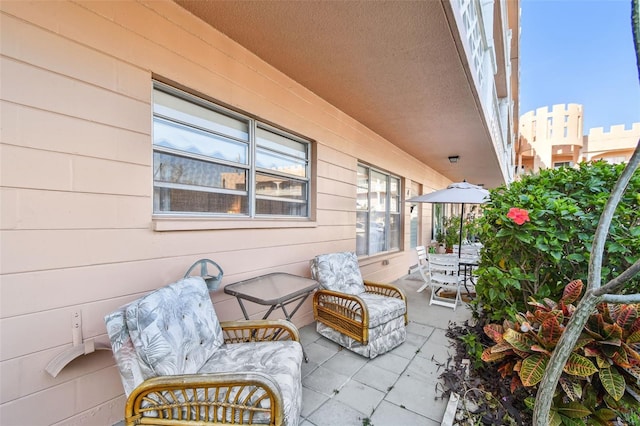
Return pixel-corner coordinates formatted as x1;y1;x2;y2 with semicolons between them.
355;163;402;257
151;81;314;231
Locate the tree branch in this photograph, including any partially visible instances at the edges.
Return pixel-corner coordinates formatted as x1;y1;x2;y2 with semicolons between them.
601;293;640;303
586;140;640;291
593;257;640;296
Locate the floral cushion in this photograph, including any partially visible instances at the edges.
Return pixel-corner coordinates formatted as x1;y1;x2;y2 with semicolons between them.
200;341;303;425
105;306;156;396
124;277;224;377
357;293;406;328
310;252;365;295
317;317;406;359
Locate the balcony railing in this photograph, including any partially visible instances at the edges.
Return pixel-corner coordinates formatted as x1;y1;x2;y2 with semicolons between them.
453;0;516;184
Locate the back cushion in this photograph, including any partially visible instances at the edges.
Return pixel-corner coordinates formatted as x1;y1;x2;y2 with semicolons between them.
105;306;156;396
125;277;224;376
311;252;365;295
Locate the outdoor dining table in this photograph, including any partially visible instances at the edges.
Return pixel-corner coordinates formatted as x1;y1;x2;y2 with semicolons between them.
458;254;479;295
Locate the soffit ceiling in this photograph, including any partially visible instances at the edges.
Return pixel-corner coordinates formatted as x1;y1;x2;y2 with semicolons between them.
175;0;505;188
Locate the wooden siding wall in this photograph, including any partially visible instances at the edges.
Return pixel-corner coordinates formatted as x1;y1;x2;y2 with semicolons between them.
0;1;451;424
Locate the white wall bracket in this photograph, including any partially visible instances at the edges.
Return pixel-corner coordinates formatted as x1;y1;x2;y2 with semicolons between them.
45;310;111;378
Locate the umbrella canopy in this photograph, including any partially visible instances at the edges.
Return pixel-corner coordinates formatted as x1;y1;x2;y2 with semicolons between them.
406;181;489;204
407;182;490;256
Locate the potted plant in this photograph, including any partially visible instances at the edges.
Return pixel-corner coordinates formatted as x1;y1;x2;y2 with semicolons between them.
435;228;446;253
444;216;460;253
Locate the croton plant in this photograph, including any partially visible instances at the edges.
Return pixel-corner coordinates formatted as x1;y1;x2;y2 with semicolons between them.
481;279;640;424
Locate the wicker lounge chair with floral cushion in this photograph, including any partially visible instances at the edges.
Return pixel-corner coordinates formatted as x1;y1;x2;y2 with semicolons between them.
104;276;303;426
310;251;408;359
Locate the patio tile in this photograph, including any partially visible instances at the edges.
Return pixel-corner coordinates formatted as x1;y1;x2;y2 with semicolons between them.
306;399;370;426
417;328;456;363
405;321;435;338
389;335;423;360
304;341;339;365
368;351;411;375
385;373;449;422
334;380;385;415
352;363;400;393
299;324;321;345
297;274;475;426
405;353;446;383
322;350;368;376
371;400;440;426
301;359;320;378
314;336;342;351
301;387;330;418
302;366;350;396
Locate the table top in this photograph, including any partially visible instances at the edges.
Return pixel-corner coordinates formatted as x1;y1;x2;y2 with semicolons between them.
224;272;319;305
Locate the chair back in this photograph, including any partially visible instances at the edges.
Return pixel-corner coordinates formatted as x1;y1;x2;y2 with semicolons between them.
310;252;365;295
427;254;460;287
453;244;481;258
104;277;224;396
415;246;430;283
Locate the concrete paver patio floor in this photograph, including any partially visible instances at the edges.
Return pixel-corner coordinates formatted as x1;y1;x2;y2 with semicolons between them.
298;273;474;426
111;273;473;426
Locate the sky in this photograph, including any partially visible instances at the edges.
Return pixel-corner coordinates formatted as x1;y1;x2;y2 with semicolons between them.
519;0;640;133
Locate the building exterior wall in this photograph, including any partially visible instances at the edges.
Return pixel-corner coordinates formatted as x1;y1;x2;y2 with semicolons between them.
0;1;452;424
518;103;638;174
584;123;640;163
518;104;584;172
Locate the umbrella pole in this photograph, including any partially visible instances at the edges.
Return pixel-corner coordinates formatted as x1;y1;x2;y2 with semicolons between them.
458;203;465;258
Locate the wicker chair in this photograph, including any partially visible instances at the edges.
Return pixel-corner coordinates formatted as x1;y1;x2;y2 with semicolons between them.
310;252;408;359
104;276;303;426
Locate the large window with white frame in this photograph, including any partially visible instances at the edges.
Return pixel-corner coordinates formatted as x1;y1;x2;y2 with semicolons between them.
356;164;401;256
152;82;311;218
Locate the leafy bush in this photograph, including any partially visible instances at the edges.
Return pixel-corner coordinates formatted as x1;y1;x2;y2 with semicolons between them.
474;161;640;320
481;280;640;425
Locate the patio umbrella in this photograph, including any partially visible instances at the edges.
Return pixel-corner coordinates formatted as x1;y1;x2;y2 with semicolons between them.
407;181;490;256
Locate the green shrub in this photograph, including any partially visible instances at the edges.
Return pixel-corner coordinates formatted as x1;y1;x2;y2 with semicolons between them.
474;161;640;320
481;279;640;425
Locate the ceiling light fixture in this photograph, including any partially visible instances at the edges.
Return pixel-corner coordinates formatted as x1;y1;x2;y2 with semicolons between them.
448;155;460;164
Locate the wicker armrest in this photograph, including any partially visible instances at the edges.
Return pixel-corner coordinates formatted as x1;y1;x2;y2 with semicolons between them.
125;372;284;426
221;319;300;343
312;289;369;343
364;280;405;299
363;280;408;325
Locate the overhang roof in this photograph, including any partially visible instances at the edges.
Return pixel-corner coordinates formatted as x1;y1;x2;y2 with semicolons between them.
176;0;512;188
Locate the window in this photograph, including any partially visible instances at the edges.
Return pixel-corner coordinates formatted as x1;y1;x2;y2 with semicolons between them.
408;181;421;249
554;161;573;168
356;164;401;256
152;82;310;218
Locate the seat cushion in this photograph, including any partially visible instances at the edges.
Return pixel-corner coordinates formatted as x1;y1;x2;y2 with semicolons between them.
358;293;406;328
311;252;365;295
125;277;224;377
200;341;303;426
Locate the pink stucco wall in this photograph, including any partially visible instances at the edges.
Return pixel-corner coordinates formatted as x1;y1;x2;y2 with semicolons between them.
0;1;450;424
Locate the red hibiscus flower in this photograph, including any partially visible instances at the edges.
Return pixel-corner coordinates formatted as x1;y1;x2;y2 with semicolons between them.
507;207;530;225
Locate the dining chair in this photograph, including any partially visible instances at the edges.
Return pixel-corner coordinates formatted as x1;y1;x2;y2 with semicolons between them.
415;246;431;293
428;253;463;310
